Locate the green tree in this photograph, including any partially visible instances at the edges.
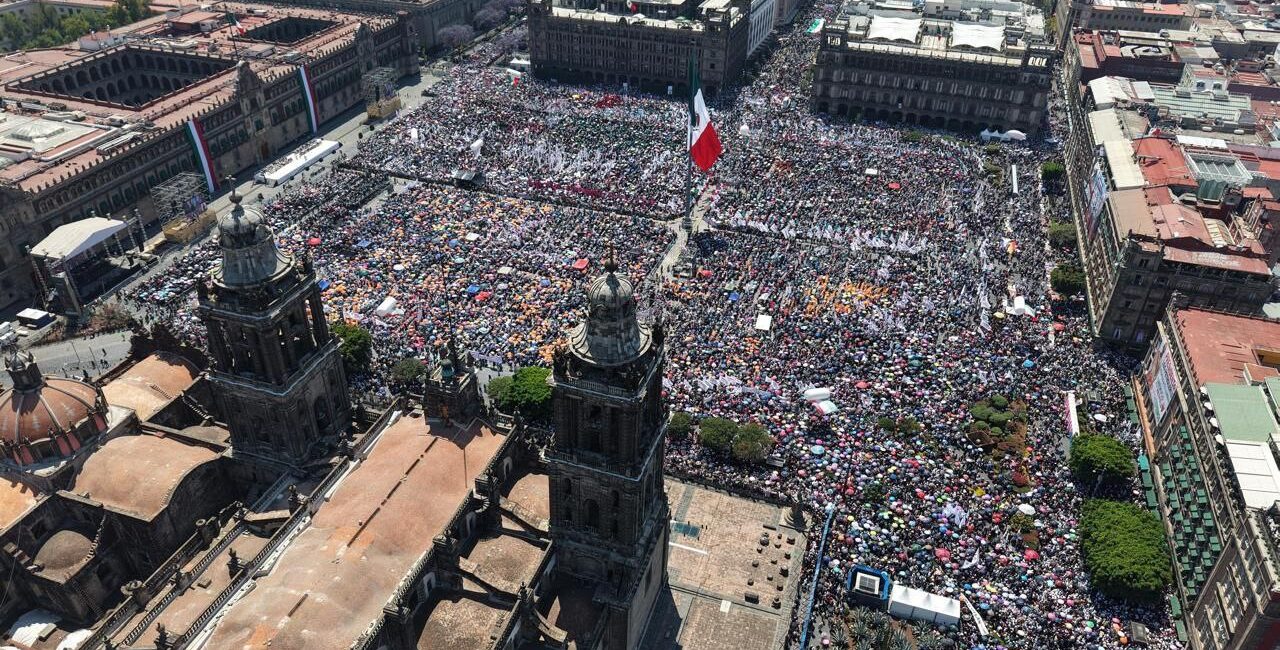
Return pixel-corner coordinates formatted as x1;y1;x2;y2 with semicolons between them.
330;322;373;371
698;417;738;453
668;411;695;439
1080;499;1172;603
731;423;772;463
486;375;513;409
1041;160;1066;181
1048;220;1078;249
1070;434;1136;488
506;366;552;420
1051;264;1087;295
390;357;426;384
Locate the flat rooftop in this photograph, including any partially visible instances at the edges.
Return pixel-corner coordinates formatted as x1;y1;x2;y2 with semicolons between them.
1175;308;1280;386
203;415;505;650
644;480;811;649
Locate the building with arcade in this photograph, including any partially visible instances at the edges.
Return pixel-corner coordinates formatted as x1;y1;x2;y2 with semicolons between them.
0;2;417;311
811;5;1053;134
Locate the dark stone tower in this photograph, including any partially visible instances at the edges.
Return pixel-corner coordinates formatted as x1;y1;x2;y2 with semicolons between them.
548;250;669;649
196;188;349;465
422;339;480;423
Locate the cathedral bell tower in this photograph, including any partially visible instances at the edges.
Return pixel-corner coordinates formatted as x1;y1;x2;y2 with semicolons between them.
196;186;350;465
548;249;669;649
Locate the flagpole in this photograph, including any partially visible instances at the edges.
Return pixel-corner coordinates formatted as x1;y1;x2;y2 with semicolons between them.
683;52;697;234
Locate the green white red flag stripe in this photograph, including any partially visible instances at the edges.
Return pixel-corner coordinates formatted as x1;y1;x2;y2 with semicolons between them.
185;119;217;194
298;65;319;133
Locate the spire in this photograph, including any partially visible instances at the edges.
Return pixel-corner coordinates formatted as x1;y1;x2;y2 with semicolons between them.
603;243;618;274
4;346;44;392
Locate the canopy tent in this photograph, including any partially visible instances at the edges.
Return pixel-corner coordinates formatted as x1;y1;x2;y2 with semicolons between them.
888;584;961;626
802;387;831;402
30;217;128;263
375;297;400;317
754;314;773;331
814;400;839;415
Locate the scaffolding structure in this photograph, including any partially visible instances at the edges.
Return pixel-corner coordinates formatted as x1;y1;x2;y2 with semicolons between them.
150;172;210;224
362;67;399;105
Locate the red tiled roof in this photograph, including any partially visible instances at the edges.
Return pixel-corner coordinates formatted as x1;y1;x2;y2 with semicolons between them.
1175;309;1280;385
1133;137;1198;189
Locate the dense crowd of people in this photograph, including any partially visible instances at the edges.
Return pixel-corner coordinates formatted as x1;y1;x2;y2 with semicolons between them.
350;67;695;217
107;6;1185;649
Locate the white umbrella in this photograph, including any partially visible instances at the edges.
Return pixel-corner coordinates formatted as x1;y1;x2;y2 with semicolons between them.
1017;504;1035;516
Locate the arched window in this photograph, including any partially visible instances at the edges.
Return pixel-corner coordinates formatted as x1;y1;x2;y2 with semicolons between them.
584;499;600;531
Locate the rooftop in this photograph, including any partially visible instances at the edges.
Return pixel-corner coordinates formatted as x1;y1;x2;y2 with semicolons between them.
0;3;394;194
203;416;506;650
0;477;40;533
101;351;200;421
70;433;219;519
1175;308;1280;386
1207;383;1280;444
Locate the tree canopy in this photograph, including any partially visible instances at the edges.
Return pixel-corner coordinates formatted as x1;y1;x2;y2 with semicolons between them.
1;0;149;52
488;366;552;420
390;358;427;384
330;322;373;371
668;412;695;439
698;417;738;452
1051;264;1086;295
1070;434;1136;488
1047;220;1077;249
732;423;773;463
1079;500;1172;604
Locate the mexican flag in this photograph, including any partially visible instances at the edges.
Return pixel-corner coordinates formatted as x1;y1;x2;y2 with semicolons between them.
687;62;721;173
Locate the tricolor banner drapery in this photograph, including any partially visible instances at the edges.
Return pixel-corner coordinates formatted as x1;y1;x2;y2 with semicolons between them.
297;65;320;133
185;118;217;194
687;61;722;173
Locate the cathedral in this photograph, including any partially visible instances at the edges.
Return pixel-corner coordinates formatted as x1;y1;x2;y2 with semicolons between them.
0;194;807;650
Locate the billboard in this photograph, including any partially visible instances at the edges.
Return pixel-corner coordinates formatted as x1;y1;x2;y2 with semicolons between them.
1085;161;1108;241
1144;335;1177;425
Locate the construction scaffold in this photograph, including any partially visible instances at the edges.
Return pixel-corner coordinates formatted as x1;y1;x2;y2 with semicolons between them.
362;67;402;118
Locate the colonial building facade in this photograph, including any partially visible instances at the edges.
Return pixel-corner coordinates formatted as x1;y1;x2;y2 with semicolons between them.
812;13;1053;134
0;3;417;310
527;0;750;96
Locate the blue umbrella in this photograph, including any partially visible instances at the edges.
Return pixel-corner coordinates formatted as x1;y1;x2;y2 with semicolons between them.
1022;359;1035;369
317;279;331;291
466;284;481;295
539;278;551;287
728;292;742;302
448;239;461;248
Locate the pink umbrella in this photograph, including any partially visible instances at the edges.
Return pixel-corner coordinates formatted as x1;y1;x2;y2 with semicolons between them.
934;548;951;562
1024;549;1041;561
307;237;322;246
856;381;870;389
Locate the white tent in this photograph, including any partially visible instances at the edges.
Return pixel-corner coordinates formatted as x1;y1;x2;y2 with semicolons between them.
30;217;128;262
754;314;773;331
888;585;961;626
802;387;831;402
375;296;400;317
814;400;839;415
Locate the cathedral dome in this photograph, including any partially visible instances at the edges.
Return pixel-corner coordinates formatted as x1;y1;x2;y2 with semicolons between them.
569;249;648;365
217;190;268;248
215;187;292;287
0;350;107;466
33;529;92;574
